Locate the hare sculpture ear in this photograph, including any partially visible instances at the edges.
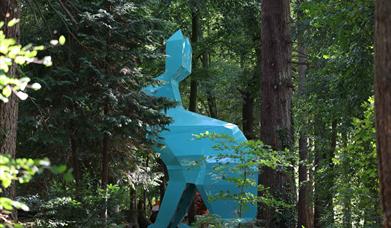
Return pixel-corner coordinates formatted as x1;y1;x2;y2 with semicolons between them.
160;30;192;82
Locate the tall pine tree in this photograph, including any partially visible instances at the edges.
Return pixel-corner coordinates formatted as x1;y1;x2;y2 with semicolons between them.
259;0;296;226
375;0;391;226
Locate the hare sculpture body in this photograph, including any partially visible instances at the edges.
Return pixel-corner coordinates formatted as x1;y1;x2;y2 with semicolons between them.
144;31;257;228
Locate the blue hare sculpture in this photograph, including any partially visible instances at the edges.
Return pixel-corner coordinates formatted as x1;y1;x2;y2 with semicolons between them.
144;30;257;228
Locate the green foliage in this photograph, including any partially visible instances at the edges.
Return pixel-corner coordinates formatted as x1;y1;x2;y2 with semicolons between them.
12;1;175;225
0;156;50;227
0;156;70;226
0;19;66;227
20;182;141;227
3;0;381;227
192;214;223;228
18;0;173;181
293;0;377;226
192;214;256;228
195;132;291;225
297;0;374;124
334;98;381;226
0;156;49;189
0;20;63;102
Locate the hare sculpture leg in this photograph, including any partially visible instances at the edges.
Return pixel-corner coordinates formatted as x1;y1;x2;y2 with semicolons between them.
148;182;196;228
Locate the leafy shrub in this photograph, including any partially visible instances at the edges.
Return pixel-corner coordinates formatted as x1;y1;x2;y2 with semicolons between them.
20;182;134;227
195;132;292;226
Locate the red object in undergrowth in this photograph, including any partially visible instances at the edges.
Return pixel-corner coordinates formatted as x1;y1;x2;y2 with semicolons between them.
194;192;208;215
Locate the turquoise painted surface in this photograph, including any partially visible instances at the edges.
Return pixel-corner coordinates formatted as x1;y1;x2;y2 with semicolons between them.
145;30;257;228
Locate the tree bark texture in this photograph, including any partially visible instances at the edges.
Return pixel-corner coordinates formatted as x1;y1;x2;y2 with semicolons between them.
128;188;140;228
242;44;260;140
242;89;254;139
298;135;312;228
375;0;391;226
0;0;20;156
297;3;313;225
259;0;295;227
188;4;200;113
0;0;20;204
203;53;218;118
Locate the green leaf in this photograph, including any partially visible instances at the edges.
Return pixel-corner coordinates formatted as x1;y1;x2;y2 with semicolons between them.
38;158;50;167
33;45;45;51
51;164;67;174
43;56;52;66
30;83;41;90
7;18;20;27
64;170;74;183
2;86;11;97
59;35;66;45
15;91;28;100
0;94;9;102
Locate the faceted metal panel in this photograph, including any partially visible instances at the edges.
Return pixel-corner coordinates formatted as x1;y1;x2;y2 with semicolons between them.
145;30;257;228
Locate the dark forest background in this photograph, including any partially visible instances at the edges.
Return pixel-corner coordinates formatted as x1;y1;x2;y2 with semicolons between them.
0;0;390;227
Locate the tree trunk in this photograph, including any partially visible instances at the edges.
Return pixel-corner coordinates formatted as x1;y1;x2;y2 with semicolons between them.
129;188;140;228
69;122;80;186
70;133;81;195
0;0;20;205
101;126;109;188
188;3;200;113
203;53;217;118
342;196;352;228
101;5;112;190
329;120;337;220
0;98;18;157
298;134;312;228
242;89;254;139
206;90;217;118
314;118;325;228
101;117;110;224
341;134;352;228
314;120;336;228
374;0;391;226
189;80;198;112
0;0;20;155
240;53;257;140
258;0;295;227
296;2;312;226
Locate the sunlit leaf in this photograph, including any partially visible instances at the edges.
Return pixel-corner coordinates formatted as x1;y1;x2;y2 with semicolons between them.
59;35;66;45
